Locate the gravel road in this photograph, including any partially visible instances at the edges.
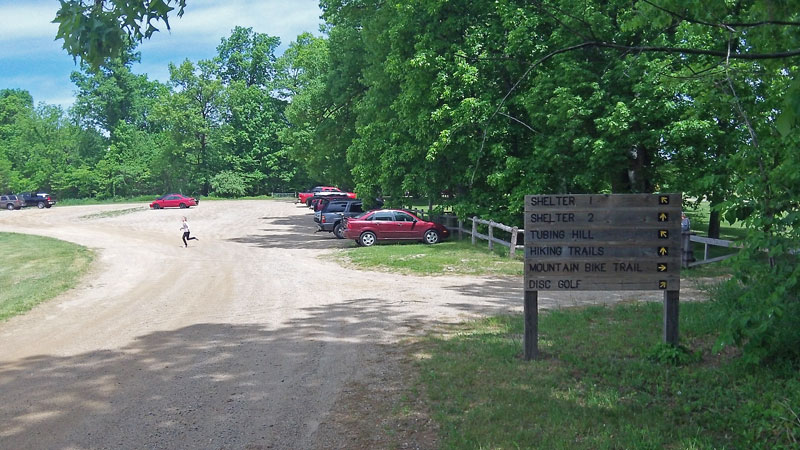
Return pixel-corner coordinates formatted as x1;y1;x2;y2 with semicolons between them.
0;200;671;449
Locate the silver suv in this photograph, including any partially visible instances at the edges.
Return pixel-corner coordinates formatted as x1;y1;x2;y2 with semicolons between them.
1;194;23;210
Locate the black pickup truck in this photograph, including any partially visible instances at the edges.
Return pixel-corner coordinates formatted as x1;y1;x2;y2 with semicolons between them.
18;192;57;209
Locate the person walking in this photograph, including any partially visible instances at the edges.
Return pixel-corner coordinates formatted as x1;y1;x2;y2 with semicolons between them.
681;212;691;232
180;216;199;247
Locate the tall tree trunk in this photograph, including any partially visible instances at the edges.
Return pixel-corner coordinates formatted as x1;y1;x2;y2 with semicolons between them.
708;209;721;239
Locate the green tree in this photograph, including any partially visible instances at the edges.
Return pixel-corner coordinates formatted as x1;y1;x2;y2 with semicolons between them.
95;122;163;197
71;47;168;135
215;26;281;88
156;59;223;195
214;28;296;194
277;31;352;189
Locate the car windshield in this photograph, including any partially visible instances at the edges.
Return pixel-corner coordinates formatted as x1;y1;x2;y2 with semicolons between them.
353;211;372;219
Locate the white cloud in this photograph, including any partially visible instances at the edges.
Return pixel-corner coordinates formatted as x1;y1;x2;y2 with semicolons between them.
0;1;59;41
0;0;323;106
139;0;322;52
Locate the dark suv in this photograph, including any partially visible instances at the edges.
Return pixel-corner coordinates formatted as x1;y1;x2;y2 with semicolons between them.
1;194;23;210
314;199;365;238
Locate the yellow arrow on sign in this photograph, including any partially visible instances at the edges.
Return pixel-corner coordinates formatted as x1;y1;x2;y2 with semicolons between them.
658;212;668;222
657;263;668;272
659;230;669;238
659;247;668;256
659;280;668;289
659;196;669;205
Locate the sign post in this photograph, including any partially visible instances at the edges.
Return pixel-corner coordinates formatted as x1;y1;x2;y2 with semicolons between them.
523;193;682;360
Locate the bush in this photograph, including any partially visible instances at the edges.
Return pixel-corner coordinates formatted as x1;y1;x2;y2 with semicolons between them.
714;234;800;364
210;171;247;198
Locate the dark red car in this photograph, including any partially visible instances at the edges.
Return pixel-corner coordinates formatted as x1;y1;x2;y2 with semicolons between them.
343;209;449;246
150;194;198;209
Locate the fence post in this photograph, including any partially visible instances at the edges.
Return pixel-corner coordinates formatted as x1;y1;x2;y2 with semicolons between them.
488;221;494;252
458;219;463;241
510;226;518;258
471;217;477;245
681;232;695;268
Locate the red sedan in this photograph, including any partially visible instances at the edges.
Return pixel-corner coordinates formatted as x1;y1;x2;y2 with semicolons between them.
150;194;198;209
343;209;449;246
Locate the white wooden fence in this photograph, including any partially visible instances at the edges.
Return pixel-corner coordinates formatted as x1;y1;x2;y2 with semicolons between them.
271;192;296;198
411;210;523;258
684;233;739;267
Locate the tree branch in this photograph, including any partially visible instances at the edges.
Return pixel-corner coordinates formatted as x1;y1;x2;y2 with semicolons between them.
590;41;800;60
498;112;538;134
640;0;800;30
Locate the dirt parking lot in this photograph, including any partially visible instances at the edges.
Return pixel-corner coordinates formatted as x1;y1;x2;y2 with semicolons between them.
0;200;679;449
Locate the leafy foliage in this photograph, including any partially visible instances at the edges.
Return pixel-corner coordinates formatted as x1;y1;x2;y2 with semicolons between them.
54;0;186;68
210;170;246;197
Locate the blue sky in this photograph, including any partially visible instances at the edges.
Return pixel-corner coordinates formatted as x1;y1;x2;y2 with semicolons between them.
0;0;323;109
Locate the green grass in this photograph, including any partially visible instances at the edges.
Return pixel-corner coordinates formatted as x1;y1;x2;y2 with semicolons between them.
0;233;94;321
80;206;148;220
683;202;747;239
410;300;800;449
330;240;523;276
59;195;157;206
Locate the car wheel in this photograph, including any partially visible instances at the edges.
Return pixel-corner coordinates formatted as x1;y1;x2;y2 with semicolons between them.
37;201;45;209
5;204;13;210
423;229;440;244
179;203;187;209
306;199;312;207
333;222;345;239
152;204;160;210
359;231;377;247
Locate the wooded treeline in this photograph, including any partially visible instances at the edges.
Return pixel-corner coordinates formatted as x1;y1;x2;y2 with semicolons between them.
1;26;300;199
4;0;800;361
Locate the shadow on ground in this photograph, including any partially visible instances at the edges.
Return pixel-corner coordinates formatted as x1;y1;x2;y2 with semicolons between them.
0;297;433;449
437;277;523;316
228;213;353;250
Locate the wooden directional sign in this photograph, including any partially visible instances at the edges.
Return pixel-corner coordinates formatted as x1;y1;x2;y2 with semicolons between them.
524;193;681;291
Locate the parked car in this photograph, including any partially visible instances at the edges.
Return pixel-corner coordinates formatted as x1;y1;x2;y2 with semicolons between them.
343;209;449;246
314;199;366;238
18;192;56;208
150;194;198;209
155;193;184;200
310;191;352;210
298;186;356;206
1;194;23;210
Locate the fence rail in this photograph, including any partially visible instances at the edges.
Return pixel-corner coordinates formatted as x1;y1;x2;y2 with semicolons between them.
410;210;522;258
685;233;739;267
411;210;741;267
271;192;296;198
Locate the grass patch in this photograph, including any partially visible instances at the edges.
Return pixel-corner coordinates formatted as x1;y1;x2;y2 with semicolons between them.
59;195;157;206
80;206;148;220
0;232;94;321
411;301;800;449
330;240;523;276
